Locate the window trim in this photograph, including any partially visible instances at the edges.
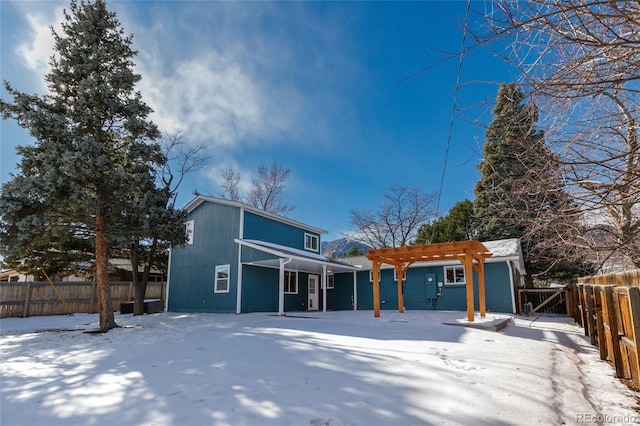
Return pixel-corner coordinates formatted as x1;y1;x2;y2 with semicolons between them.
284;270;298;294
304;233;319;252
393;269;407;282
214;264;230;293
444;265;466;286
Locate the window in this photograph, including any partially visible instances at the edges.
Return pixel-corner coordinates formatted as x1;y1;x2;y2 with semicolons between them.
304;233;319;252
284;271;298;294
214;264;230;293
444;265;466;285
393;269;407;282
185;220;194;245
322;274;334;289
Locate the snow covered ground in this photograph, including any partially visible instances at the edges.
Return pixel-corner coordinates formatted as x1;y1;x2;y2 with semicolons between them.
1;310;638;426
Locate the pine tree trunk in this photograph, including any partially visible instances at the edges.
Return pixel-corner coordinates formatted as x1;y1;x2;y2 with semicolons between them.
96;205;117;331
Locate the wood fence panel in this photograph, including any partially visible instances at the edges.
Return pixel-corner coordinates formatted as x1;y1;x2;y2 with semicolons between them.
585;285;598;345
0;281;166;318
616;286;640;386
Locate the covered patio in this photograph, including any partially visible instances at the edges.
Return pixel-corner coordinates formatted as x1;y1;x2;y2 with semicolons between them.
365;240;493;321
235;239;359;315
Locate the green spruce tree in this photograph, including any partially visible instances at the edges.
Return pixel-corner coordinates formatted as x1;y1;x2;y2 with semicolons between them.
473;83;587;284
1;0;162;330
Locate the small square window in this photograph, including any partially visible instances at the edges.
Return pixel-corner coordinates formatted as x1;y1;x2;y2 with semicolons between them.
444;265;466;285
214;264;230;293
284;271;298;294
393;269;407;282
185;220;194;245
304;233;319;252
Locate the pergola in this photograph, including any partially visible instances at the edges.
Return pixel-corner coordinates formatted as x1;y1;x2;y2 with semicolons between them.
365;240;493;321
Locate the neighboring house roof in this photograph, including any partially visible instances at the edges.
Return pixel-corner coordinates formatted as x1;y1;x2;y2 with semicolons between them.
184;195;327;235
236;239;358;274
339;238;526;275
87;258;164;275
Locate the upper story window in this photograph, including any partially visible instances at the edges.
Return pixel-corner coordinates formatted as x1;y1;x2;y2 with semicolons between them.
444;265;466;285
185;220;194;245
304;233;319;252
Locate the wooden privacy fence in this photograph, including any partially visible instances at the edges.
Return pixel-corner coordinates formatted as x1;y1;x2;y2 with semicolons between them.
577;271;640;388
0;281;167;319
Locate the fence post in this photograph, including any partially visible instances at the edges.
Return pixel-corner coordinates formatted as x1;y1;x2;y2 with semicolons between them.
627;287;640;386
585;285;597;344
22;282;31;318
605;286;624;378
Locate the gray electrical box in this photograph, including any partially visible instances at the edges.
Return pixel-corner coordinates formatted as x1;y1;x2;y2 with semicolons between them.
425;273;438;299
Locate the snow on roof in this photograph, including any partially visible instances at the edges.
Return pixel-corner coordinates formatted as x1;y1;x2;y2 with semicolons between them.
481;238;522;258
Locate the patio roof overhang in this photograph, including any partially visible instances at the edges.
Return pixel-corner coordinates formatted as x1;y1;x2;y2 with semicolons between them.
235;239;359;275
365;240;493;321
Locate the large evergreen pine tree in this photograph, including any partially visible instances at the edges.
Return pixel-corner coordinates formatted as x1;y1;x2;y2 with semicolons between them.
474;83;540;241
473;83;587;284
0;0;161;330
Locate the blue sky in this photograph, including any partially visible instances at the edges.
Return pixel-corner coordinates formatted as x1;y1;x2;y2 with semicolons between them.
1;1;517;241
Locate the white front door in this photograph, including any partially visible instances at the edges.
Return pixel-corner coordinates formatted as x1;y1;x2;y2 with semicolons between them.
308;275;319;311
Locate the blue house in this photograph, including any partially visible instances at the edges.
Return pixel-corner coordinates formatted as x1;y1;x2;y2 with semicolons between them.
166;196;358;315
167;196;525;315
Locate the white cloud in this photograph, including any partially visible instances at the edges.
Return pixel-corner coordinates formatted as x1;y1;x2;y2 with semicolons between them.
14;7;64;83
138;51;285;149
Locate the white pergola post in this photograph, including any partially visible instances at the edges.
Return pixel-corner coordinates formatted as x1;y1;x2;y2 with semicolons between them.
352;270;358;311
322;265;327;313
278;258;288;316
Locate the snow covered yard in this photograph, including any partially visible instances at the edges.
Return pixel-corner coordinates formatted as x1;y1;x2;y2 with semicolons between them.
1;310;638;426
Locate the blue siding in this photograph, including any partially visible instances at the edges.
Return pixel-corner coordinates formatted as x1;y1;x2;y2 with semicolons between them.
345;262;514;314
240;265;279;312
327;273;356;311
168;202;240;313
243;211;320;252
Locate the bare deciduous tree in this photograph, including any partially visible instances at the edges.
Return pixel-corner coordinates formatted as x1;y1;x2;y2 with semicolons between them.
220;161;295;216
127;131;209;315
220;167;242;202
466;1;640;271
246;162;295;216
350;185;436;248
159;131;210;208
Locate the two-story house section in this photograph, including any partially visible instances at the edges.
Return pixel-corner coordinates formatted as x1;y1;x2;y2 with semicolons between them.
167;196;358;314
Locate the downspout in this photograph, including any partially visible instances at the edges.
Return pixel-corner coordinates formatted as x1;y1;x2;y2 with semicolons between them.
236;207;245;314
352;270;357;311
506;260;516;314
278;257;292;315
165;247;172;311
322;265;327;313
